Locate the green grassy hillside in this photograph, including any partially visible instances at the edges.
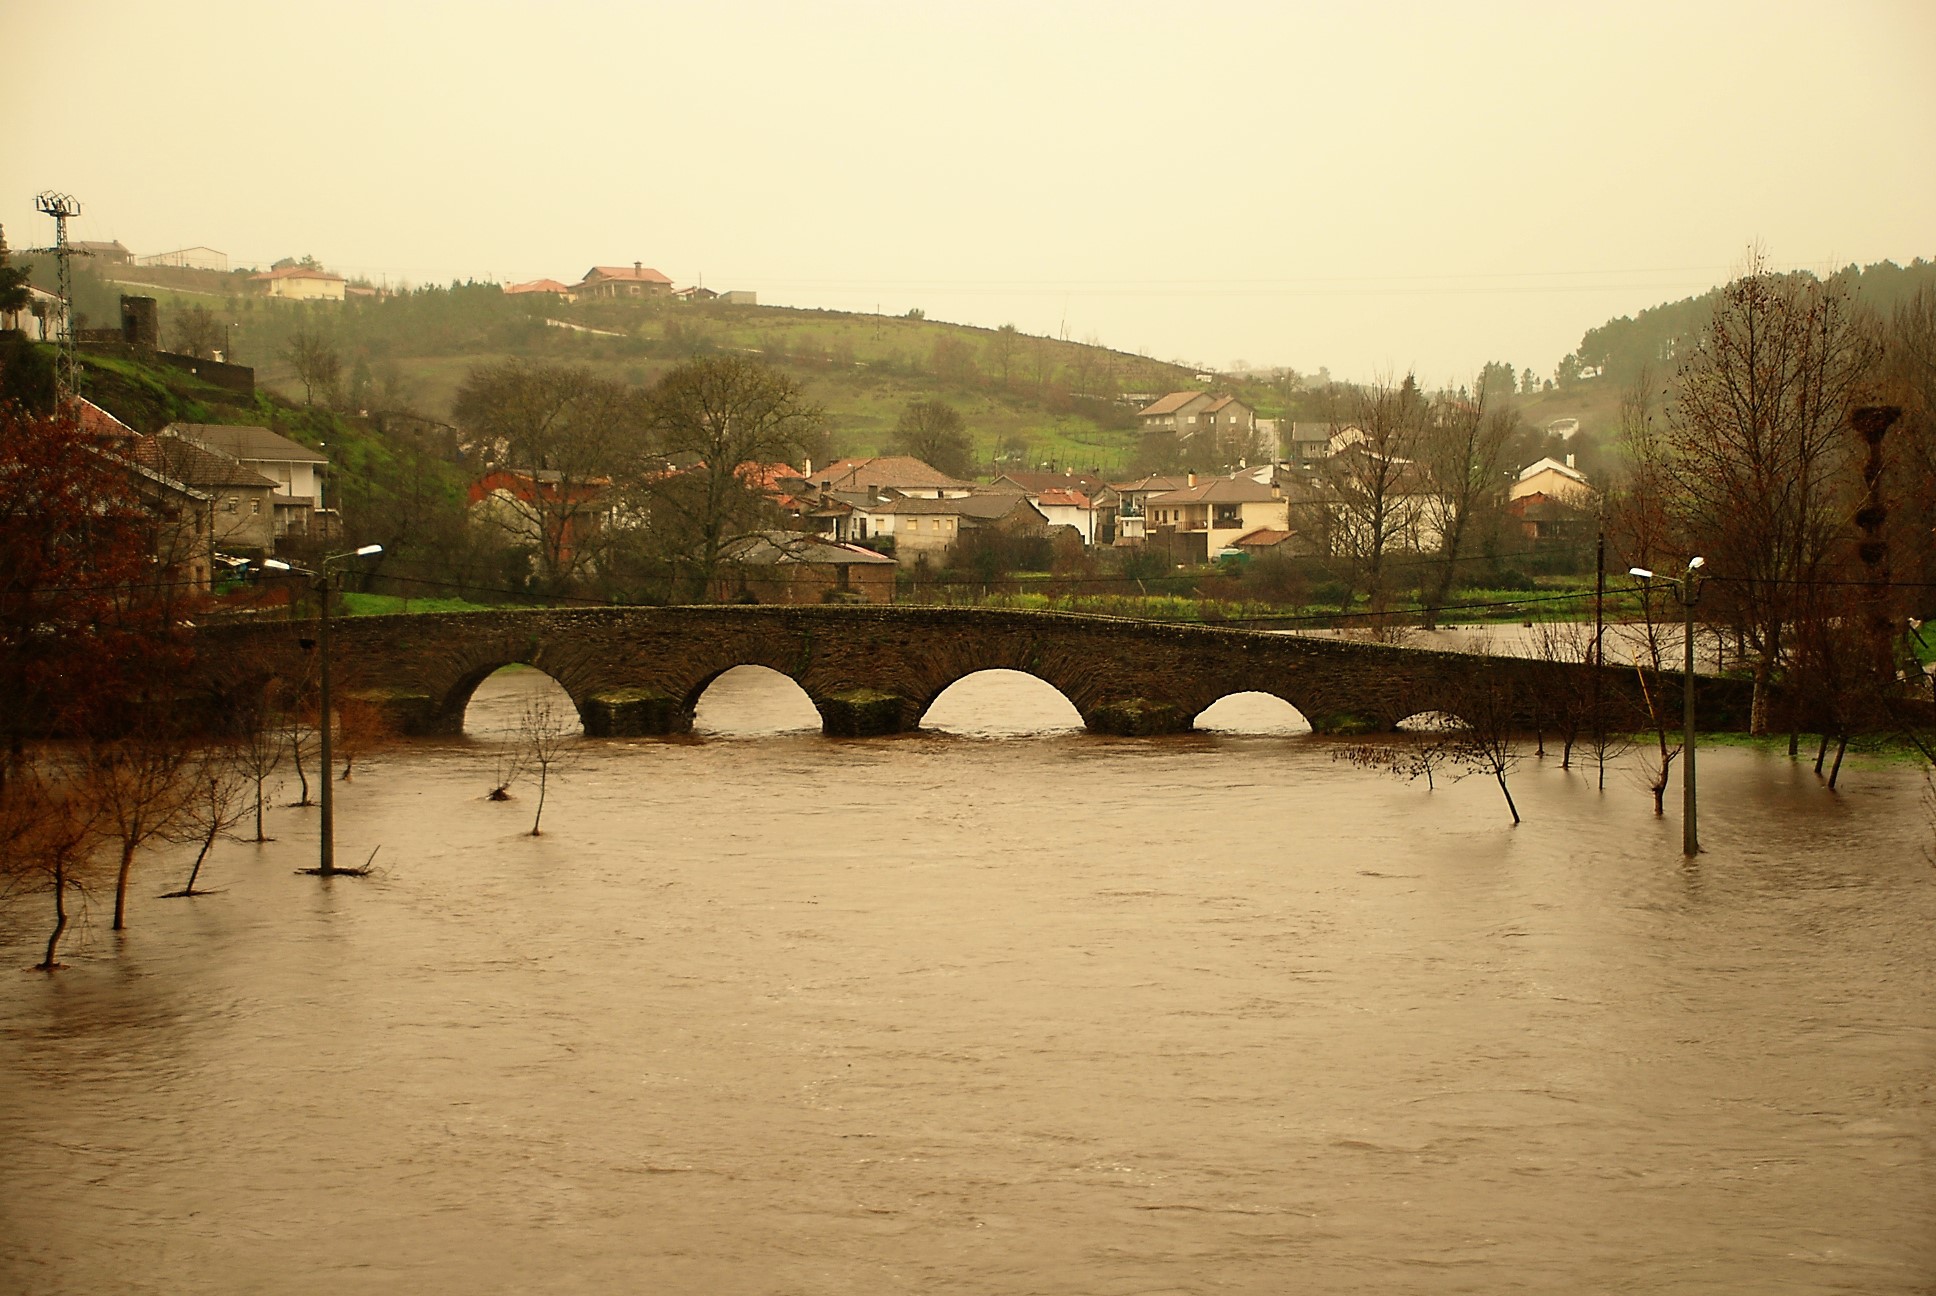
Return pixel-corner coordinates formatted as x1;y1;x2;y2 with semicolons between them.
55;260;1198;476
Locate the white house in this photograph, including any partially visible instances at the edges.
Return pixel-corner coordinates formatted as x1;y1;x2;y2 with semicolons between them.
250;266;347;301
1510;456;1593;505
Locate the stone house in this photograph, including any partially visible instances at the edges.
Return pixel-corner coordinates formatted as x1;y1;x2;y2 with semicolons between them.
711;532;897;604
131;434;280;557
167;423;333;539
867;493;1049;567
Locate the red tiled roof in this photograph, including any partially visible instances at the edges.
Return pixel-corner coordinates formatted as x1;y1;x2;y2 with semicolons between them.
1035;487;1092;509
506;279;574;295
582;265;672;285
1233;528;1294;548
810;455;971;491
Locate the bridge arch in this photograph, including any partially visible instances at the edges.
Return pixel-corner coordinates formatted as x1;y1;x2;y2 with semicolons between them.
690;664;822;735
1192;690;1312;735
460;664;579;736
920;668;1085;736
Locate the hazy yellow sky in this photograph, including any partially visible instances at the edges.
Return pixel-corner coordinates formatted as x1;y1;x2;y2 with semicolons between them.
6;0;1933;383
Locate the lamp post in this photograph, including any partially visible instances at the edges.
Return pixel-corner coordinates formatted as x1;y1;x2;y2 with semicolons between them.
264;543;382;875
1630;557;1705;855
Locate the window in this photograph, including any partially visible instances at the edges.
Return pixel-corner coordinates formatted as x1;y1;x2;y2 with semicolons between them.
251;500;261;515
223;497;237;513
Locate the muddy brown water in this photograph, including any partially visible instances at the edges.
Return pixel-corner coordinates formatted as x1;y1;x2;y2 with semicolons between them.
3;666;1931;1294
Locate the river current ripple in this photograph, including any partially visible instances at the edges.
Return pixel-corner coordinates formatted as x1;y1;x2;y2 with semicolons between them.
2;667;1931;1294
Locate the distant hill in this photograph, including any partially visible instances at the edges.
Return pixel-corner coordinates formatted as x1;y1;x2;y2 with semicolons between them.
29;258;1201;477
1563;257;1936;389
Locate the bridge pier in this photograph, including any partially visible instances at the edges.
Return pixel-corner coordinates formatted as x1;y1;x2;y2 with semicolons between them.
581;688;688;738
815;689;913;738
1083;698;1195;737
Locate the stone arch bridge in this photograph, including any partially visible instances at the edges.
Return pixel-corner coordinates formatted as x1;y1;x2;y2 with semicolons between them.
198;605;1756;739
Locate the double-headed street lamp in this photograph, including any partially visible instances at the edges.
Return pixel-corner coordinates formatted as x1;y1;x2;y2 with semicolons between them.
263;544;383;876
1630;556;1706;856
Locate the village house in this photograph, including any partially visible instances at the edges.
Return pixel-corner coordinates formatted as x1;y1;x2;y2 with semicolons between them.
505;279;576;299
1137;392;1259;453
1285;421;1333;463
250;266;347;301
672;285;718;302
71;239;131;265
1510;455;1594;505
711;531;897;605
167;423;333;539
1107;473;1190;545
576;263;673;299
1145;473;1290;561
801;455;974;500
988;471;1117;546
132;434;281;557
468;467;612;569
865;493;1050;568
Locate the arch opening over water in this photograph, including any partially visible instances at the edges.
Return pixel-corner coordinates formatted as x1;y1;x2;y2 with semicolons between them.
922;669;1084;737
462;664;577;737
1194;691;1312;736
1395;710;1465;733
692;665;822;736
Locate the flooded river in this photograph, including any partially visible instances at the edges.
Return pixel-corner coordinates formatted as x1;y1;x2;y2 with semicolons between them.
3;666;1932;1294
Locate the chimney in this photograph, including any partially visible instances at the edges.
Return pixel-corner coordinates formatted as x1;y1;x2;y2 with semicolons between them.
803;458;813;477
1565;453;1576;469
634;261;642;274
1187;472;1197;487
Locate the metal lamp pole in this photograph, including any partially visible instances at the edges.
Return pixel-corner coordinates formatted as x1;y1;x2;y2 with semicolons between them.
264;543;382;875
1631;557;1705;855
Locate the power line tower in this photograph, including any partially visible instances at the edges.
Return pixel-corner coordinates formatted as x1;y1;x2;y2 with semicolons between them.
34;190;82;409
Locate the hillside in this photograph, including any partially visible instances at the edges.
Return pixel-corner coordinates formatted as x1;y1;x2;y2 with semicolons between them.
34;258;1200;477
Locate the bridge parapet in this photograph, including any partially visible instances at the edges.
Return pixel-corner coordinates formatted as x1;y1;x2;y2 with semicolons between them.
194;605;1761;740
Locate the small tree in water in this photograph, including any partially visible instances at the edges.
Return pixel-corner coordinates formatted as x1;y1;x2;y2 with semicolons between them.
518;700;577;836
1337;680;1527;824
161;750;249;899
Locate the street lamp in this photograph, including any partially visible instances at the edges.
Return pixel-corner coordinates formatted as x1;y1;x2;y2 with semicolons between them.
263;543;383;875
1630;556;1706;855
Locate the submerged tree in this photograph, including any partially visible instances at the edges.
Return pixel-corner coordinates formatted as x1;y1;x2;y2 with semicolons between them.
162;751;249;898
1665;253;1879;732
517;700;577;836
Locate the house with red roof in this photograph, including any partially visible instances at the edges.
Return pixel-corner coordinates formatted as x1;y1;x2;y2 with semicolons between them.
505;279;576;299
576;262;673;300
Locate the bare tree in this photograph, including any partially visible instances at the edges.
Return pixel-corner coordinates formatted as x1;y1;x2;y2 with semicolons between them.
161;751;249;898
285;325;343;407
1313;374;1428;616
639;355;825;601
454;360;644;591
0;753;106;970
1417;379;1517;628
518;700;577;836
1607;370;1687;813
86;728;196;931
1666;253;1880;731
233;713;285;841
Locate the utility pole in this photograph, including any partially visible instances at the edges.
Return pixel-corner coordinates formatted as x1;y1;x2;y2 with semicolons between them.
1630;557;1705;855
263;544;383;877
33;191;82;409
